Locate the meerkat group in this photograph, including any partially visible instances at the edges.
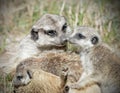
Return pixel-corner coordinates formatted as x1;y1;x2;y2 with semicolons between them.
10;14;82;93
12;54;82;93
1;13;119;93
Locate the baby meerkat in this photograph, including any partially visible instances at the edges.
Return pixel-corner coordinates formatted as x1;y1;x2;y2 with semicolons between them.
12;63;62;93
1;14;71;73
66;26;120;93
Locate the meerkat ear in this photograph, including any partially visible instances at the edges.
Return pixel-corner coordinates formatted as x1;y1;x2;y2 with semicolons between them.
27;70;33;79
91;36;99;45
31;28;39;41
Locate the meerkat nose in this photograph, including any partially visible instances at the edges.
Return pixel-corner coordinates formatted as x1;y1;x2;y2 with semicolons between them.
63;39;68;43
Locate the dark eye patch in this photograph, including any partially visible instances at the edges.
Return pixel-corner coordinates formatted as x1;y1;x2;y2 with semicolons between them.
27;70;32;79
17;75;23;80
45;30;57;37
75;33;86;39
91;36;99;45
62;23;67;33
31;28;39;41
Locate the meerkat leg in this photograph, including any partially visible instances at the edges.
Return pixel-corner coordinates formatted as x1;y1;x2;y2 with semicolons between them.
70;74;100;90
68;84;101;93
60;66;69;88
85;84;101;93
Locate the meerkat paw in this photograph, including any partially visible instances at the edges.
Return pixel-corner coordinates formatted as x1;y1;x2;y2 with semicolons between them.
60;65;69;88
61;65;69;79
70;83;81;89
63;83;84;93
69;81;89;90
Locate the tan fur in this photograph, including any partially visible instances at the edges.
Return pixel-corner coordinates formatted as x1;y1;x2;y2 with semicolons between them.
15;52;81;76
13;48;101;93
13;52;83;93
68;84;101;93
14;69;62;93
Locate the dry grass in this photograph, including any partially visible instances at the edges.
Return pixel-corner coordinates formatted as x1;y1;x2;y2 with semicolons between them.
0;69;13;93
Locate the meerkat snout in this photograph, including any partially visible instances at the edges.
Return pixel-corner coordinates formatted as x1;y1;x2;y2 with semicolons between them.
68;26;101;48
61;37;68;45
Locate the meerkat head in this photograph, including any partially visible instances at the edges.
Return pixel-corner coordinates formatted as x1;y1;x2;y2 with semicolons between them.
12;63;33;88
68;26;102;49
31;14;71;48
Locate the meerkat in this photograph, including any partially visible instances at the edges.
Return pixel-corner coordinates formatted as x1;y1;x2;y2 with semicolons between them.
66;26;120;93
1;14;71;73
12;63;62;93
12;52;82;93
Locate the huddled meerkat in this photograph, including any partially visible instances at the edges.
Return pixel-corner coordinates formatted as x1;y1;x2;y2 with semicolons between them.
1;14;71;73
65;26;120;93
13;64;62;93
12;52;82;93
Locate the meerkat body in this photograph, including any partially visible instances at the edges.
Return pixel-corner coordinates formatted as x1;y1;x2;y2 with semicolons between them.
79;44;120;93
12;52;82;93
67;26;120;93
0;14;71;73
13;65;62;93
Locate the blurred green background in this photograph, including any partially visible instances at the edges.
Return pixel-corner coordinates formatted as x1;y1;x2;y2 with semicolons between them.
0;0;120;54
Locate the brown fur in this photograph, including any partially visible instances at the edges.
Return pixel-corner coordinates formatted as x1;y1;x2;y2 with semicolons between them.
14;69;61;93
16;52;81;76
67;84;101;93
13;51;101;93
13;52;83;93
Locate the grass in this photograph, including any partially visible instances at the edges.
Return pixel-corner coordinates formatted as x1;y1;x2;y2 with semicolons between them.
0;0;120;92
0;73;13;93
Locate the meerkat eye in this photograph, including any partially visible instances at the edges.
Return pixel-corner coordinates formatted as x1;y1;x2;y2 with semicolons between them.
17;75;23;80
45;30;57;37
91;36;99;45
62;23;67;32
76;33;86;39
